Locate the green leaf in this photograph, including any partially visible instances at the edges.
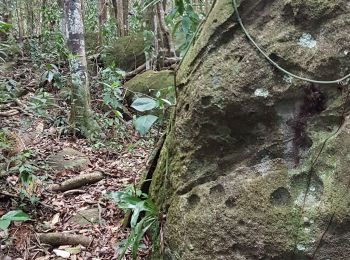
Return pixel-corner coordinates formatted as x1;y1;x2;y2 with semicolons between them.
175;0;185;15
134;115;158;136
0;210;29;230
0;220;11;230
47;71;54;83
1;210;30;221
131;97;157;112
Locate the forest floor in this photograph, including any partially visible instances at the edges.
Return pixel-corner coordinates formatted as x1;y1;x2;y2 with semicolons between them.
0;57;158;259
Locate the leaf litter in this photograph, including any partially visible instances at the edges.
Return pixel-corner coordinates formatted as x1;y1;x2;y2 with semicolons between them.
0;59;159;259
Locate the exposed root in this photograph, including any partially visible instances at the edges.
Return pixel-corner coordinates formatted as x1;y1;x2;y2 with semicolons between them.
50;171;105;192
38;233;93;247
0;109;19;117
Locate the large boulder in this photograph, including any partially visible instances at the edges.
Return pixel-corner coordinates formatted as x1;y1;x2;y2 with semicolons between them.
124;70;175;102
149;0;350;259
102;33;145;71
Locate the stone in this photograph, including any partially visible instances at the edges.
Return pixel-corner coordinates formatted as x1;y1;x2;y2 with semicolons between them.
69;208;100;226
149;0;350;259
102;33;145;72
124;70;175;102
47;148;90;172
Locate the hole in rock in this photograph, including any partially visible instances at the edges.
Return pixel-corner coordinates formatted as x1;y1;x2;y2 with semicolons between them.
270;187;292;207
225;197;236;208
187;194;200;207
184;104;190;111
201;96;213;106
209;184;225;195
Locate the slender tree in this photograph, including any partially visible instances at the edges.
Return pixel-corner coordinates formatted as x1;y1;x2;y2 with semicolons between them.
97;0;107;44
63;0;99;138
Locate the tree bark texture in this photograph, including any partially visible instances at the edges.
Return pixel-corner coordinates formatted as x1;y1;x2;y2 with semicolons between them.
64;0;99;137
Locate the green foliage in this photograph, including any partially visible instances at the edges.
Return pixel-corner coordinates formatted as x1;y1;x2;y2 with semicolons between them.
0;20;11;62
40;64;63;89
100;67;126;122
84;0;98;33
166;0;203;55
131;87;174;136
109;186;158;260
131;97;157;112
0;20;11;33
27;90;56;118
0;210;30;231
134;115;158;136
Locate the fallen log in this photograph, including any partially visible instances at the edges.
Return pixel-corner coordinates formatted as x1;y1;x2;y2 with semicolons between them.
38;233;92;247
50;171;104;192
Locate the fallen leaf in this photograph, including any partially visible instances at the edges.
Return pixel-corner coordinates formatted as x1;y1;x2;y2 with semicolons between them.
65;245;81;255
50;213;60;227
53;249;70;259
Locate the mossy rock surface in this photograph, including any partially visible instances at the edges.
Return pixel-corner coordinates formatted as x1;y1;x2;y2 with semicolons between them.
102;33;145;72
124;70;174;101
47;148;90;172
149;0;350;259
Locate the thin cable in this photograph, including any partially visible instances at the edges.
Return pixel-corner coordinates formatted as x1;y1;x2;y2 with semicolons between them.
232;0;350;85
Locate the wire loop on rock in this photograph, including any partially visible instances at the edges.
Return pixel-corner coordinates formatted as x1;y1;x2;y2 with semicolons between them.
232;0;350;85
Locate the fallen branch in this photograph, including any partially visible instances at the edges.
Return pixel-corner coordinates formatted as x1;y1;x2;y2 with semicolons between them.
125;57;180;79
50;171;105;192
125;63;146;79
38;233;92;247
0;109;19;116
63;189;85;196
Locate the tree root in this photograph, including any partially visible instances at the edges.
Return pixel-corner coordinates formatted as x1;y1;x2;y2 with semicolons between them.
50;171;105;192
38;233;93;247
0;109;19;116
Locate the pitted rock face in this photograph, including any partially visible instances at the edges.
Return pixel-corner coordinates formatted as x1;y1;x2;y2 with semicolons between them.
149;0;350;259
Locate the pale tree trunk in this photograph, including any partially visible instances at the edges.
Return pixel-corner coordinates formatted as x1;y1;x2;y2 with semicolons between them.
97;0;107;44
143;2;176;70
155;2;176;69
16;0;24;41
63;0;99;138
122;0;129;36
113;0;129;37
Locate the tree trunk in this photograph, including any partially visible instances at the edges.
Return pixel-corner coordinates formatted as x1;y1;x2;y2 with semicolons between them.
149;0;350;259
97;0;107;44
63;0;99;138
154;2;176;69
114;0;128;37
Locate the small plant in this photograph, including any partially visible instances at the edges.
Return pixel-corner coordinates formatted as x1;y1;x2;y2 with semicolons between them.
7;150;39;203
131;87;174;136
99;67;126;127
40;63;63;89
109;185;159;260
0;210;30;231
27;89;56;118
0;21;12;62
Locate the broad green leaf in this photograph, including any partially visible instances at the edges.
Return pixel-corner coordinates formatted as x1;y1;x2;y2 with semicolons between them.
1;210;30;221
0;210;29;230
0;219;11;230
134;115;158;136
131;97;157;112
47;71;54;83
